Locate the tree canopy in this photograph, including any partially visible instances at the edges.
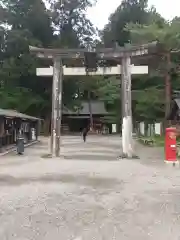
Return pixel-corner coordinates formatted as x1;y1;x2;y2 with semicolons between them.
0;0;180;130
0;0;95;117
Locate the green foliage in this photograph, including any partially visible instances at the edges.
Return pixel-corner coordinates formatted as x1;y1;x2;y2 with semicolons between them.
49;0;96;47
96;76;121;124
0;0;96;119
99;0;167;122
134;87;164;121
126;19;180;50
102;0;149;46
1;0;180;126
0;86;44;114
126;15;180;121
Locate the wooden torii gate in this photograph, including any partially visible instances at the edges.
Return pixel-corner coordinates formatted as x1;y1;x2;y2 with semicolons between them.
29;42;157;158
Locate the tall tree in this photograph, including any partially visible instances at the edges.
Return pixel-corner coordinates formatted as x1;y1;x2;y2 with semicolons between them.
1;0;53;46
49;0;96;47
0;0;54;119
98;0;159;125
0;0;98;134
102;0;149;47
48;0;98;130
126;18;180;122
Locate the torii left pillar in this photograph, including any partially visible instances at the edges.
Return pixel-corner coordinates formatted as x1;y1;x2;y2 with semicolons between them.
121;55;135;158
51;56;63;157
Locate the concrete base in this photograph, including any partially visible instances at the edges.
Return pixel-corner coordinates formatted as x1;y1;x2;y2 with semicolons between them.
164;160;179;167
119;153;140;159
41;153;66;159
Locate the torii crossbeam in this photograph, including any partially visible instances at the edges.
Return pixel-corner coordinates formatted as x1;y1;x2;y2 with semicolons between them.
36;65;148;76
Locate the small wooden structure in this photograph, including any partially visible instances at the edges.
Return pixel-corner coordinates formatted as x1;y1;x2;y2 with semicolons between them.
0;109;40;153
62;101;111;133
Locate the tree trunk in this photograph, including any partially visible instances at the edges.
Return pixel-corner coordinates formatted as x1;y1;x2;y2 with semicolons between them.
165;52;171;128
88;91;93;130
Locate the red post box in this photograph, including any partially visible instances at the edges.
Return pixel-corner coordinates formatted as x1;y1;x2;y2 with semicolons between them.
165;127;177;162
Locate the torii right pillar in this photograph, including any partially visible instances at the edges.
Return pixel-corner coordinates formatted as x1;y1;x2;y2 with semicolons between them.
121;55;137;159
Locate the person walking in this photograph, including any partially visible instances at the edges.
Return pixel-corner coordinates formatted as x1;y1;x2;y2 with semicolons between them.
82;127;89;142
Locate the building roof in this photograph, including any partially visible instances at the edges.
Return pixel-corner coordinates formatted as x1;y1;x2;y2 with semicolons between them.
63;101;108;115
0;109;39;120
67;116;90;119
79;101;108;115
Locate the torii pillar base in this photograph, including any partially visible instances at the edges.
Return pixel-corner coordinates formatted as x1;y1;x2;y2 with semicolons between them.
118;153;140;159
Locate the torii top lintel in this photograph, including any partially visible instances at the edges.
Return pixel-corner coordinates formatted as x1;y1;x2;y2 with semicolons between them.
29;41;158;60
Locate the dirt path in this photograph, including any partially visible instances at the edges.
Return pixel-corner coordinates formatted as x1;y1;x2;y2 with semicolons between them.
0;136;179;240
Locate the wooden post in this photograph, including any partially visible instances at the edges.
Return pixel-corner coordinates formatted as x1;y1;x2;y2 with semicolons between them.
50;59;56;155
0;117;4;153
121;55;134;158
56;58;63;157
51;56;63;157
165;52;171;127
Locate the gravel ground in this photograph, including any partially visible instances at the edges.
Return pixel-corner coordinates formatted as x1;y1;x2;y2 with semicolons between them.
0;135;180;240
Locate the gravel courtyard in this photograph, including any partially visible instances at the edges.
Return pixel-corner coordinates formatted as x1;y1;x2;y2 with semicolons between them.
0;135;180;240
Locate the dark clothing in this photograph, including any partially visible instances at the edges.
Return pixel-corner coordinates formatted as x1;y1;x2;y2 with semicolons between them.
82;128;88;142
83;133;87;142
